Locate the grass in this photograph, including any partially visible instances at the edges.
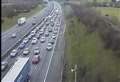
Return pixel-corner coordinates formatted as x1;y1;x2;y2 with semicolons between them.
76;0;111;3
92;0;111;3
63;5;120;82
2;4;43;32
65;16;120;82
95;7;120;21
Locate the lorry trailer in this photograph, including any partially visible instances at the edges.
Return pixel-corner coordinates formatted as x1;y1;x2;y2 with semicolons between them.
2;57;31;82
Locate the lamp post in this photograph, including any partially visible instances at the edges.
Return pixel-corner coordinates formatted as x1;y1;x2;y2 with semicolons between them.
71;64;77;82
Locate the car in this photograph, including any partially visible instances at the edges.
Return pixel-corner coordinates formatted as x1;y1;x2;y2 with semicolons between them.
42;26;46;30
46;21;50;26
45;31;49;37
55;9;59;13
48;27;52;32
31;38;37;44
34;27;39;32
49;38;55;44
32;21;36;25
36;26;40;30
32;55;40;64
48;15;52;19
23;48;30;56
50;22;54;27
56;23;60;27
31;32;35;37
10;49;18;57
54;27;58;31
40;37;45;43
1;61;8;71
33;29;37;33
31;31;36;36
18;42;25;49
50;19;54;23
46;43;53;51
36;33;40;39
11;33;16;38
28;34;32;39
34;47;40;55
52;34;56;39
23;38;29;44
53;30;58;34
39;29;44;35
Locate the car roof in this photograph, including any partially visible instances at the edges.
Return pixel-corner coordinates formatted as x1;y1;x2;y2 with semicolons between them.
12;49;17;51
33;55;39;58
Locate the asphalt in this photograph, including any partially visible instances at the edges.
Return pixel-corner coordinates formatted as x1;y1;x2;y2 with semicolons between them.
2;1;65;82
1;3;53;55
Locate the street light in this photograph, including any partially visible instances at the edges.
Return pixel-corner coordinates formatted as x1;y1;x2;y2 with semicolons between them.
71;64;77;82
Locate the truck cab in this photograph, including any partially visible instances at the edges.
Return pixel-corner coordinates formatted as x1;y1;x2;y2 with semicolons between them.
18;17;26;26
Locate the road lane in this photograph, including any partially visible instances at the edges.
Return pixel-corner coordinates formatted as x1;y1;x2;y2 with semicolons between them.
1;3;53;55
1;4;55;78
2;2;65;82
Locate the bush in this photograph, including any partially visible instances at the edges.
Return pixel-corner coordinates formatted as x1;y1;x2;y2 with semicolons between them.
70;4;120;55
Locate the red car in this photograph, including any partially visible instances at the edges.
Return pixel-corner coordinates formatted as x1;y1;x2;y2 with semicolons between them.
32;55;40;64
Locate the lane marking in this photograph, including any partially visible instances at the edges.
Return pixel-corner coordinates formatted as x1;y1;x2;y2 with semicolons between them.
43;5;62;82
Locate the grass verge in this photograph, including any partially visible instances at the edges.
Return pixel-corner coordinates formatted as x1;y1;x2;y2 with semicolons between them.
95;7;120;21
63;5;120;82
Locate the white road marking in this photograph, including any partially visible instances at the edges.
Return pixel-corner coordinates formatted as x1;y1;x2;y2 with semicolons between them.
43;6;62;82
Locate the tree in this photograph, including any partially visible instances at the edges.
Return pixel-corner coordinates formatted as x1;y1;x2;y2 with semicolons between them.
112;0;117;2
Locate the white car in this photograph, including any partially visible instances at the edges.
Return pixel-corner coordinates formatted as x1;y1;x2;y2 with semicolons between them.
52;34;56;39
23;38;29;44
11;33;16;38
34;47;40;55
55;9;59;13
40;37;45;43
48;15;52;19
39;29;44;35
46;43;53;51
36;26;40;30
50;19;54;23
31;31;36;36
28;34;32;39
31;38;38;44
1;61;8;71
23;48;30;55
10;49;18;57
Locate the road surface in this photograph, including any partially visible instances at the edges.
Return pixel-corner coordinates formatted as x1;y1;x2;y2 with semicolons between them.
2;1;65;82
1;2;53;56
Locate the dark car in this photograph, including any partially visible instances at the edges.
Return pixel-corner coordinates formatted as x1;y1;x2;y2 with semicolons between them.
32;55;40;64
19;42;25;49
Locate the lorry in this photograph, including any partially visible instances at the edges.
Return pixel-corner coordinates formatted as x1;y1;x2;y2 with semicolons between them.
17;17;26;26
2;57;31;82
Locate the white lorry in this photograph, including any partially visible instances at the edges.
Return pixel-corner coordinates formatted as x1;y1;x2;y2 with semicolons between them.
17;17;26;26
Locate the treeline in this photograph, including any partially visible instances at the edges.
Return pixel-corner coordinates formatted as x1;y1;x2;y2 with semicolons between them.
2;0;41;17
71;4;120;56
92;2;120;8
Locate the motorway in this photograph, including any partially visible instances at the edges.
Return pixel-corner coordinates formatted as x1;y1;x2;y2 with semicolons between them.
2;1;65;82
1;2;53;56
